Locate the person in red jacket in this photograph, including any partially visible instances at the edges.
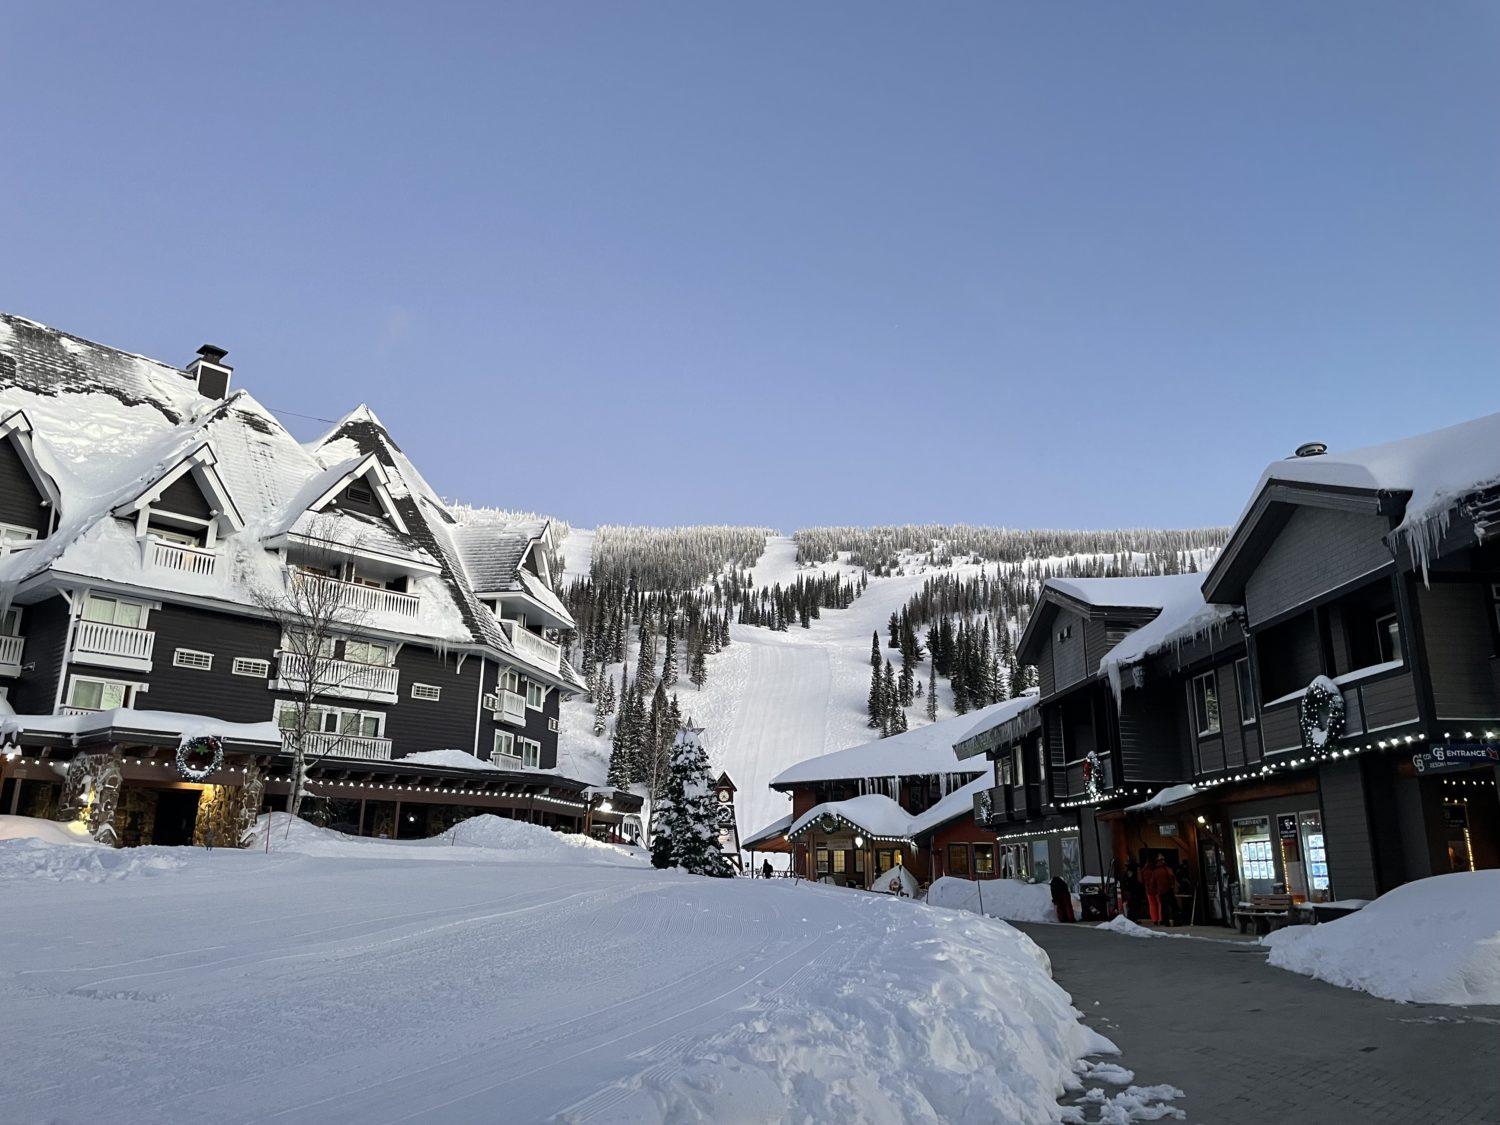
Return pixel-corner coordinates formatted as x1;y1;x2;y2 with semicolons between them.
1143;855;1178;925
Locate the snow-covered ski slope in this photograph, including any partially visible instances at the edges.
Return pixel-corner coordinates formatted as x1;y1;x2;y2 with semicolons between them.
561;535;994;840
0;816;1114;1123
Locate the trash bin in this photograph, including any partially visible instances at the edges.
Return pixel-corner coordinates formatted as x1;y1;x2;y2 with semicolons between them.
1078;879;1114;922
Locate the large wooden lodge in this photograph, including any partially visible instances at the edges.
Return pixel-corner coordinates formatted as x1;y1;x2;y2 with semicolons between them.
0;312;638;846
959;416;1500;919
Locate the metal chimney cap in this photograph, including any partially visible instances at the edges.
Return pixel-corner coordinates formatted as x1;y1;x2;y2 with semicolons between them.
1293;441;1328;458
195;344;229;364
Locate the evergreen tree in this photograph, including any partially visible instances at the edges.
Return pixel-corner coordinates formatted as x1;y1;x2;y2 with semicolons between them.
689;632;708;689
926;659;938;721
867;660;884;729
650;724;734;877
898;657;914;709
660;620;679;686
592;685;608;738
870;631;882;670
880;660;899;738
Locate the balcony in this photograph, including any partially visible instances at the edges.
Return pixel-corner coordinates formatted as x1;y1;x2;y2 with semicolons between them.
145;537;219;577
491;751;524;771
276;650;400;704
0;633;22;677
282;729;393;761
501;619;561;674
291;570;420;620
71;620;155;672
973;784;1004;829
485;689;527;726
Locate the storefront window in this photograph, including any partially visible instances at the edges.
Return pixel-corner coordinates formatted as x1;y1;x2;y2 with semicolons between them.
816;846;829;875
1297;811;1331;902
1030;840;1051;882
973;844;995;877
947;843;970;878
1233;816;1277;896
832;849;847;874
1059;836;1082;890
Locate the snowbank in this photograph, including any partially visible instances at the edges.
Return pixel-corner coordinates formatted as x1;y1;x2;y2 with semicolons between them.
0;813;97;846
397;748;505;771
1264;871;1500;1004
927;876;1076;924
1095;915;1170;939
0;816;187;883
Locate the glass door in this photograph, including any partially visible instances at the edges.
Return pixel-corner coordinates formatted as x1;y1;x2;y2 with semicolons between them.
1297;810;1331;901
1232;816;1277;897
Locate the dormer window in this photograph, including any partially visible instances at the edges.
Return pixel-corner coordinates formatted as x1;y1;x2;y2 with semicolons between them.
0;523;38;556
114;443;243;576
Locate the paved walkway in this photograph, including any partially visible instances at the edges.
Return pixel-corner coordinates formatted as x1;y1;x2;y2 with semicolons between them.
1016;922;1500;1124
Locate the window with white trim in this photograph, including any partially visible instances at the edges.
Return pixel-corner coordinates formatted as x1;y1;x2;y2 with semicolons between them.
0;522;38;549
525;681;545;710
411;683;441;701
1374;613;1403;664
173;648;213;671
519;738;541;769
1;606;20;637
286;632;335;658
232;657;271;678
1235;658;1256;726
548;717;558;732
274;700;383;738
1192;671;1221;737
493;730;516;761
81;593;146;628
344;639;393;666
67;676;136;711
499;668;520;693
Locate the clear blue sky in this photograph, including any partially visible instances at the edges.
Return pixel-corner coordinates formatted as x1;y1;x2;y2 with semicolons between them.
4;3;1497;531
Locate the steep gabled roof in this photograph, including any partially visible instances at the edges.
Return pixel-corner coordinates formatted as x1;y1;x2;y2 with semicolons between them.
111;440;245;531
0;408;63;511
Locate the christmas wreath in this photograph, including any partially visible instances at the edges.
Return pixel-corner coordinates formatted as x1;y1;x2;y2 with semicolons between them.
1083;750;1104;800
1299;677;1346;750
176;735;224;781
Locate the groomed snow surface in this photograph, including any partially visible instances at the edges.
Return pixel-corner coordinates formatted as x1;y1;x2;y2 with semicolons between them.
1263;870;1500;1005
1;814;1124;1124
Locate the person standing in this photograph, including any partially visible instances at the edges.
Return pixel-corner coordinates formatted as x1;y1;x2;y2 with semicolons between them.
1049;875;1076;923
761;858;773;880
1143;854;1177;925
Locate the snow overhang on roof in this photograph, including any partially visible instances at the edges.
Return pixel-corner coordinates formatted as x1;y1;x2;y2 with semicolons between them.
741;812;794;852
111;441;245;532
786;795;915;844
1205;410;1500;598
0;408;63;511
1014;577;1165;667
952;694;1041;760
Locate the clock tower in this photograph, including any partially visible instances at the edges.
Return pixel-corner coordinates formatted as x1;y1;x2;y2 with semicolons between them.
712;772;742;869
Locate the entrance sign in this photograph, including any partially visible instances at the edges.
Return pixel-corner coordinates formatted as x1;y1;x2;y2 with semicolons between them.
1413;743;1499;774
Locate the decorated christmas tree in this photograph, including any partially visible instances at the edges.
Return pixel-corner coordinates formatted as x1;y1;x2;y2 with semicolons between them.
650;721;735;877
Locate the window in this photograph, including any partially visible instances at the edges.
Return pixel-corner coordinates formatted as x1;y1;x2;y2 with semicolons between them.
1057;625;1073;642
232;657;270;678
1235;659;1256;725
499;669;520;693
173;648;213;671
548;717;559;732
344;640;393;666
1193;671;1221;737
816;847;830;875
1298;810;1331;902
525;682;546;710
148;525;200;547
0;523;39;549
493;731;516;760
411;683;442;702
67;677;133;711
1233;816;1277;894
832;850;847;874
1030;840;1051;882
973;844;995;877
286;632;335;658
998;757;1013;786
1;607;20;637
1375;613;1403;664
519;738;541;769
274;701;382;738
81;593;145;628
947;843;971;878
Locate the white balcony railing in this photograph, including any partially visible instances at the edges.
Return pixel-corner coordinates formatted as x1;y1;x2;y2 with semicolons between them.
59;706;96;716
0;633;22;674
276;650;400;702
147;537;219;577
72;620;155;665
501;619;561;673
493;689;527;726
291;571;420;619
283;729;393;761
491;752;524;771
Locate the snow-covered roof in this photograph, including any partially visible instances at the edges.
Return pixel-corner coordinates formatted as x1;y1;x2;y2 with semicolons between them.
1123;783;1202;813
1;708;282;749
1094;574;1238;698
951;694;1040;760
1044;573;1204;611
786;794;915;842
0;311;582;695
741;812;794;850
770;703;1010;789
908;774;991;838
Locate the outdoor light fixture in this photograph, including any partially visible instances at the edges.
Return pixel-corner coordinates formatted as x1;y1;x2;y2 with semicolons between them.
854;835;865;849
1196;815;1207;825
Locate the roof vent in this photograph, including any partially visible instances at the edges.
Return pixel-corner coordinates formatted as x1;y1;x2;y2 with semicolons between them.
1292;441;1327;458
186;344;233;400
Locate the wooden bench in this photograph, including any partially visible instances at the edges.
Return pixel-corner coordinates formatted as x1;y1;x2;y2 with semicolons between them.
1233;893;1294;934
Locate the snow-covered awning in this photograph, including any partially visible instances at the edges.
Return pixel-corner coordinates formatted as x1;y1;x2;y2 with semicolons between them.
741;812;794;852
786;794;915;844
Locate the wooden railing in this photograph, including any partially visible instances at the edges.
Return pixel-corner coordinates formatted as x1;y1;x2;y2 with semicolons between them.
277;651;400;700
72;620;155;662
284;730;394;761
291;570;420;619
0;633;23;672
501;619;561;673
147;537;219;577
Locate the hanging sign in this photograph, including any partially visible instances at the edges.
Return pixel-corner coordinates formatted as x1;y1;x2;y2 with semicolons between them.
1277;814;1299;839
1412;743;1499;775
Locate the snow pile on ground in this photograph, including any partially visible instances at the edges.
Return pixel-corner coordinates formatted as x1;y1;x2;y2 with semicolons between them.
0;827;1125;1123
427;813;642;862
927;875;1075;924
1264;871;1500;1005
0;817;187;883
1061;1083;1187;1123
1096;915;1170;939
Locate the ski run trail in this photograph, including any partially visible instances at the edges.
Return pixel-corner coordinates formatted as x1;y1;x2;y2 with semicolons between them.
560;536;991;840
0;816;1149;1124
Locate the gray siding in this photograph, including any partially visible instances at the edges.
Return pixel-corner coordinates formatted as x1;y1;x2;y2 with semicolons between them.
1420;583;1500;719
155;473;212;520
130;604;281;723
1244;507;1393;626
1050;609;1086;692
1317;758;1379;900
0;436;48;531
387;645;483;756
6;596;69;713
1117;682;1186;782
